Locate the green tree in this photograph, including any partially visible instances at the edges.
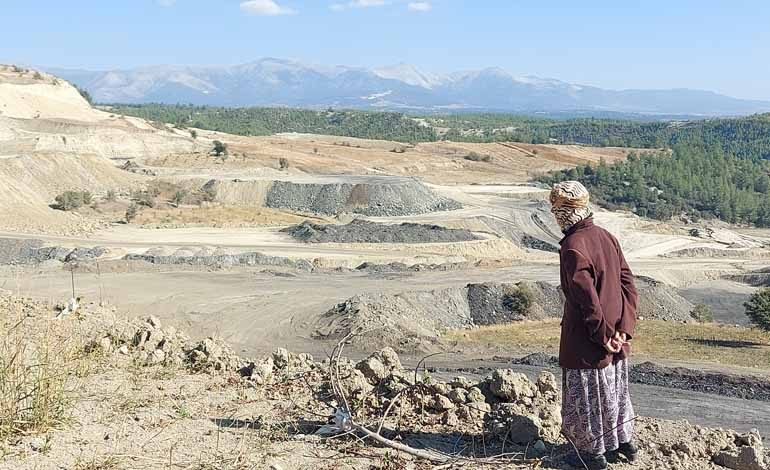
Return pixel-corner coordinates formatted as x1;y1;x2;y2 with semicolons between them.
171;190;188;207
744;289;770;331
212;140;228;157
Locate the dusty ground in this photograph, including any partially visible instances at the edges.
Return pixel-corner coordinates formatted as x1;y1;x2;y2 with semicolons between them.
2;295;767;470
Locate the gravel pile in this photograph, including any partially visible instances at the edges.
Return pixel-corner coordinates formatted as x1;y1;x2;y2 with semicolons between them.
265;179;461;216
283;219;479;244
636;276;694;321
0;238;105;265
467;281;563;325
124;250;313;271
630;362;770;402
355;261;471;273
314;282;564;353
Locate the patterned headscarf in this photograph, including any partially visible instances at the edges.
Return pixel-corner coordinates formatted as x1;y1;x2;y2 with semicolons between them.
549;181;593;232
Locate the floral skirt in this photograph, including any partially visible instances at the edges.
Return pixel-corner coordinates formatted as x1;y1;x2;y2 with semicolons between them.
561;359;635;455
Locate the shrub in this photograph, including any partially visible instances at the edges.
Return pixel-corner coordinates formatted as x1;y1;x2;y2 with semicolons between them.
125;203;138;223
464;152;492;162
53;191;92;211
212;140;228;157
32;71;43;80
279;157;290;170
105;190;117;202
502;284;535;315
132;190;155;208
690;303;714;323
744;289;770;331
171;190;188;207
190;129;197;139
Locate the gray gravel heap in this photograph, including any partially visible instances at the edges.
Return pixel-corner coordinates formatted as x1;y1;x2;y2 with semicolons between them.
266;180;461;216
124;251;313;271
282;219;479;244
0;238;105;265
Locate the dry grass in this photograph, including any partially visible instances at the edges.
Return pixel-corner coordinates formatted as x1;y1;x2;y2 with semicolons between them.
446;319;770;370
0;309;87;440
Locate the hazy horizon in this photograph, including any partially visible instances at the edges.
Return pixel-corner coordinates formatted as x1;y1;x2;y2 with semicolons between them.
3;0;770;100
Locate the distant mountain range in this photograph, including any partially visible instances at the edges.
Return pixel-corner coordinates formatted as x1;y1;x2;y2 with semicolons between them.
44;58;770;116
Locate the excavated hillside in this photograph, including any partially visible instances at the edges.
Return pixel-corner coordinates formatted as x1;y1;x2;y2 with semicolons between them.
0;65;207;233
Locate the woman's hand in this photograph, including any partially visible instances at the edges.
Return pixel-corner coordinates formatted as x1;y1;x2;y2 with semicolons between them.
604;338;622;353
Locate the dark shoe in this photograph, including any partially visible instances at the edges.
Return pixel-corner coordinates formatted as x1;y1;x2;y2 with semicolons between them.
566;452;608;470
606;441;638;463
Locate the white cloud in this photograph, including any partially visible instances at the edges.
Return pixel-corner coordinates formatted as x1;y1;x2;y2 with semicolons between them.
330;0;388;11
407;1;431;11
240;0;296;16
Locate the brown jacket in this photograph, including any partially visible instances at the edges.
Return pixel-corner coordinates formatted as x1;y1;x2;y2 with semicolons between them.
558;218;638;369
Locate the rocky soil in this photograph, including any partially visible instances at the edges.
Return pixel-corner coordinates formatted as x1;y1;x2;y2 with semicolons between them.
2;292;767;470
283;219;480;244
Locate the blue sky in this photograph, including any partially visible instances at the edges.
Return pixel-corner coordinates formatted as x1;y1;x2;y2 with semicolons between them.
3;0;770;100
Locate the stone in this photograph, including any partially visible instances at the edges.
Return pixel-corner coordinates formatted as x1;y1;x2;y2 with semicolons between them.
450;376;473;389
272;348;290;369
118;345;129;355
507;414;543;444
466;387;486;403
736;430;763;448
339;368;374;400
532;440;547;456
442;410;460;427
536;371;558;398
489;369;536;402
378;347;402;370
448;388;467;404
432;395;455;411
356;356;387;384
98;336;112;353
150;349;166;364
713;445;765;470
249;357;275;385
431;382;451;396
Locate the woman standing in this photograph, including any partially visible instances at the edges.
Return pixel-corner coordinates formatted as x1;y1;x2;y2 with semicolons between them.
550;181;638;470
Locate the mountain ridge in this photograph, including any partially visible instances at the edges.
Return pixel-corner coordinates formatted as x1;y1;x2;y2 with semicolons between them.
42;58;770;116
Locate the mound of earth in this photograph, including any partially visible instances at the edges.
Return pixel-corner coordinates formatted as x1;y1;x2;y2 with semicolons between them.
313;281;563;353
205;177;461;216
0;67;207;234
636;276;695;321
283;219;480;244
124;249;313;271
268;178;462;216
